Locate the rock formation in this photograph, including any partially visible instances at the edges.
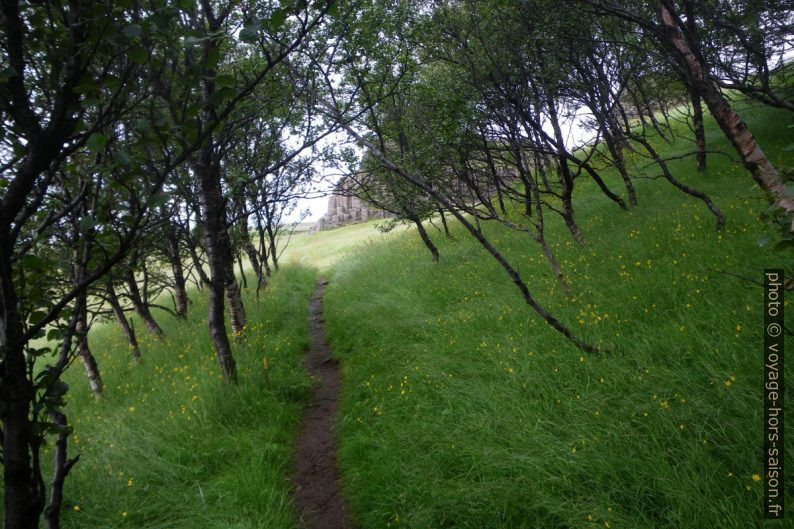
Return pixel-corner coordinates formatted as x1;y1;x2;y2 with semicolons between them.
311;192;392;232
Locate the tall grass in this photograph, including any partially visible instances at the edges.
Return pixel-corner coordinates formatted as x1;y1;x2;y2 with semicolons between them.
53;266;316;529
323;104;794;528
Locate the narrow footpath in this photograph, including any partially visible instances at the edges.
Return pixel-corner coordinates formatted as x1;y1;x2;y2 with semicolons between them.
292;278;354;529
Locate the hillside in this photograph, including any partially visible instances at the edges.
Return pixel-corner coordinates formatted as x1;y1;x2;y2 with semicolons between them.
43;102;792;529
321;103;793;528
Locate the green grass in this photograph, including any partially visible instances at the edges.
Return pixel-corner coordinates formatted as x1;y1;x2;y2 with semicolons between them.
55;266;316;529
322;103;794;528
17;100;792;529
279;219;401;271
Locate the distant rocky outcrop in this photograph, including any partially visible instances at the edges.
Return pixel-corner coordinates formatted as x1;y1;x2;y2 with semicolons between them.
311;192;392;232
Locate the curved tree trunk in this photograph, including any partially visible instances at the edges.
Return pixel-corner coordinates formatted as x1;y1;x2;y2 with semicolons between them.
106;281;141;360
125;270;164;338
545;93;586;243
659;3;794;224
76;301;103;399
43;410;78;529
411;216;439;263
334;119;599;353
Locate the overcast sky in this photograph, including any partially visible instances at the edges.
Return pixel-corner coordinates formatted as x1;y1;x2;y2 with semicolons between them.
287;105;596;224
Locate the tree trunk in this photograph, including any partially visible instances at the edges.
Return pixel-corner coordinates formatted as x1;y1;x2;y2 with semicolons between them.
237;253;247;289
266;221;280;272
333;116;599;353
1;227;42;529
225;270;247;337
545;93;585;243
604;131;638;206
691;90;707;171
412;216;439;263
195;158;238;383
438;208;454;239
632;129;726;230
255;219;272;278
518;149;569;293
43;411;78;529
659;4;794;222
75;293;102;398
106;281;141;360
166;235;189;318
241;219;265;290
125;270;164;338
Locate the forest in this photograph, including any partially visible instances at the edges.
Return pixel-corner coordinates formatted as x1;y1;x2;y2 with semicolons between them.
0;0;792;528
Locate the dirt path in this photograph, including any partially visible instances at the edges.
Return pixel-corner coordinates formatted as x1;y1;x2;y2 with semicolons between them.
292;278;354;529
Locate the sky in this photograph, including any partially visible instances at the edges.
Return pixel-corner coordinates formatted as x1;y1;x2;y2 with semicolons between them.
285;105;596;224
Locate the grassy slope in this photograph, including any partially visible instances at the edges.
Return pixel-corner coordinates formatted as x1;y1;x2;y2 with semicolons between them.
56;267;316;529
323;104;794;528
280;219;398;271
48;219;386;527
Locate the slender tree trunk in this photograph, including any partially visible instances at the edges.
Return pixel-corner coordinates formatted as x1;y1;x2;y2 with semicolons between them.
605;133;638;206
561;182;584;244
691;90;707;171
266;222;279;272
636;133;725;230
106;281;141;360
333;116;599;353
166;235;189;318
195;158;238;383
518;150;569;293
74;291;102;398
659;4;794;221
125;270;164;338
411;216;439;263
574;156;627;210
534;203;569;294
43;411;78;529
237;253;247;289
546;93;585;243
255;219;272;278
224;256;246;336
437;208;453;239
245;240;264;289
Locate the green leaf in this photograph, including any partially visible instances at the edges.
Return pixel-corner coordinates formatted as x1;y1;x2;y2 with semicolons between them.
128;47;148;64
115;150;132;167
22;254;44;270
270;8;287;30
49;380;69;400
758;233;772;247
206;47;221;70
215;74;235;88
28;311;48;325
186;102;202;118
240;19;261;43
123;24;142;38
208;86;234;107
0;66;19;82
79;215;95;232
46;328;62;342
327;0;339;18
148;191;171;209
86;133;109;152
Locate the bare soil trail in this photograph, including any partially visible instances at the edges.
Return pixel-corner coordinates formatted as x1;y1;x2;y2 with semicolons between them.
292;278;354;529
